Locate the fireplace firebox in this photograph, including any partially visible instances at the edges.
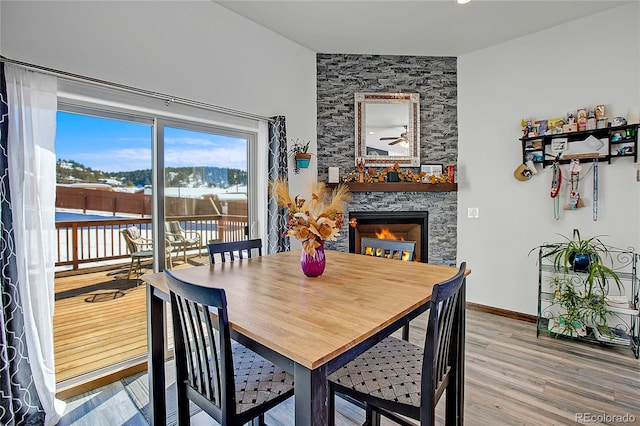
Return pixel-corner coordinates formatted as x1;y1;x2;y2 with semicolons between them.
348;211;428;262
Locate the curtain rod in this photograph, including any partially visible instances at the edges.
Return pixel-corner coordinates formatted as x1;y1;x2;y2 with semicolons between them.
0;55;272;122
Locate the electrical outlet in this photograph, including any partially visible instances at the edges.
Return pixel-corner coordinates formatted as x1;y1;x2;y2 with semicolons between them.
467;207;479;218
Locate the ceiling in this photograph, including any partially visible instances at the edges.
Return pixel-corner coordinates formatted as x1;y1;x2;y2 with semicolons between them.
215;0;631;56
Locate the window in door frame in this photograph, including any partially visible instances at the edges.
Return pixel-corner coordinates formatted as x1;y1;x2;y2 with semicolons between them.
154;117;260;270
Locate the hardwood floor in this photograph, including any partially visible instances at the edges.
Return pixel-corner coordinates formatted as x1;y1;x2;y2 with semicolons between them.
461;311;639;425
60;308;640;425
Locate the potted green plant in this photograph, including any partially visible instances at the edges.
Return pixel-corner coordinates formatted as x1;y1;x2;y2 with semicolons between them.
532;229;622;338
289;139;312;174
535;229;621;295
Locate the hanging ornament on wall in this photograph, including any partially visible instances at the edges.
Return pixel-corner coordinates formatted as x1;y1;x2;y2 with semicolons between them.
550;155;562;220
565;159;585;210
593;158;599;221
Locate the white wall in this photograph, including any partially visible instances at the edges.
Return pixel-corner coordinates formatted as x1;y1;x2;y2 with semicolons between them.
0;0;317;197
458;3;640;314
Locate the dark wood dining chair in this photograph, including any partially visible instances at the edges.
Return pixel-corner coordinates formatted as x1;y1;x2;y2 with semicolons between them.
361;237;417;340
328;262;467;426
165;270;294;425
207;239;263;264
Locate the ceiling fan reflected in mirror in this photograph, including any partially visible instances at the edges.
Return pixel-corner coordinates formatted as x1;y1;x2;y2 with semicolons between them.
380;125;408;145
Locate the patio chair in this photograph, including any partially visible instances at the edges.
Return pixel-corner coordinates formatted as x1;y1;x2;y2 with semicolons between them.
165;270;294;425
165;221;202;263
361;237;417;340
207;239;262;264
121;226;173;279
328;263;467;426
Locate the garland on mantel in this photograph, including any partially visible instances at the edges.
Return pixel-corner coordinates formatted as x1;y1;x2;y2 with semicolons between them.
341;163;453;184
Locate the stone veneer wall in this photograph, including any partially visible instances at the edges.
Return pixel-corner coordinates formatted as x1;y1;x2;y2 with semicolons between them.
316;54;458;266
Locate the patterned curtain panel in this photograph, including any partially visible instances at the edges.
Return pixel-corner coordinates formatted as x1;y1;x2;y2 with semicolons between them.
0;65;46;425
266;116;290;254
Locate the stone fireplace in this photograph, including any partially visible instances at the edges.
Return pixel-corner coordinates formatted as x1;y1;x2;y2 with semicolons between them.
316;53;458;267
326;190;456;266
349;211;428;262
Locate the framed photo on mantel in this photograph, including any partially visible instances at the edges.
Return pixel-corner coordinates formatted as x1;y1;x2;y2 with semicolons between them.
421;164;443;177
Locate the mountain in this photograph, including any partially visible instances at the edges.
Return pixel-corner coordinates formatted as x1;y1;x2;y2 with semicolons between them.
56;159;246;189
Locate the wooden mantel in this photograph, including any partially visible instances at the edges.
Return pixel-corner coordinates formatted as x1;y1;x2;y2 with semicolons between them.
326;182;457;192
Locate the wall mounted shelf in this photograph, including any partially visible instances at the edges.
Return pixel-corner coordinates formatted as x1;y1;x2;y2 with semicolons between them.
326;182;457;192
520;124;638;168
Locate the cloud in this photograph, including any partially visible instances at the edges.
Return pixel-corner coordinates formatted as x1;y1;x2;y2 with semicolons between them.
164;146;247;170
57;131;248;172
164;136;219;147
69;148;153;172
63;145;247;173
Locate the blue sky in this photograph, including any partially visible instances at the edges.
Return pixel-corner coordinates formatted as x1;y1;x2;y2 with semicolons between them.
56;111;247;173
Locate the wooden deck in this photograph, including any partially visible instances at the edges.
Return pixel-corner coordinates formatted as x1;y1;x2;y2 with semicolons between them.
54;254;209;386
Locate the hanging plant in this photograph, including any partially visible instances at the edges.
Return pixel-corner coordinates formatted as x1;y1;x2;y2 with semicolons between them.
289;139;313;174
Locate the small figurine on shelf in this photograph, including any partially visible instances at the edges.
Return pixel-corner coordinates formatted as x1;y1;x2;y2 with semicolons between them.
566;112;575;124
521;118;534;136
538;120;548;136
548;117;565;134
587;110;597;130
612;117;628;127
577;108;587;131
355;157;365;183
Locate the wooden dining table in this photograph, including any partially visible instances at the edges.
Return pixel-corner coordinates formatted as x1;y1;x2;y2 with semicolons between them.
141;249;467;426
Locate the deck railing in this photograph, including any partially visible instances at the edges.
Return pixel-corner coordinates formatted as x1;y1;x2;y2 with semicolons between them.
55;214;248;271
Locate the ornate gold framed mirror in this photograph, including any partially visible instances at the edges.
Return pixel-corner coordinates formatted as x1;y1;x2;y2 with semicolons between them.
354;92;420;167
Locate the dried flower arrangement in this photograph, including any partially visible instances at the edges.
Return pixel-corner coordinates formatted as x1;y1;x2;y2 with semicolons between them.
271;179;351;258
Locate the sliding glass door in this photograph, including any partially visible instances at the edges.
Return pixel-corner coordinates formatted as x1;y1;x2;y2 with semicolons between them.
54;106;260;389
157;120;256;271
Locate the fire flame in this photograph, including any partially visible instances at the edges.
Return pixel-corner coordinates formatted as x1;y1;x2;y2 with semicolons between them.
375;228;404;241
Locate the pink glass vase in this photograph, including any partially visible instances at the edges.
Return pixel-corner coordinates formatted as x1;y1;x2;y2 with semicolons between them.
300;241;326;277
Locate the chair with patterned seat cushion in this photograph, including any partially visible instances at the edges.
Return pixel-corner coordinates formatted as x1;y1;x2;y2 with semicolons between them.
361;237;417;340
207;239;262;264
165;270;294;425
328;262;467;426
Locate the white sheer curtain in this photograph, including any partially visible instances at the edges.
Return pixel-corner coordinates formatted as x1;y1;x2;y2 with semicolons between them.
6;64;64;425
